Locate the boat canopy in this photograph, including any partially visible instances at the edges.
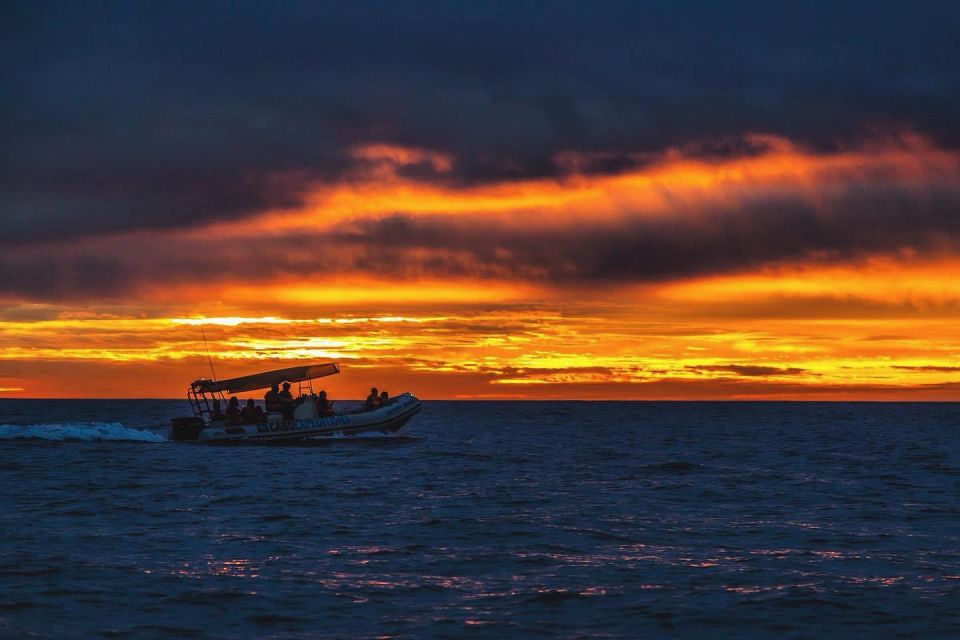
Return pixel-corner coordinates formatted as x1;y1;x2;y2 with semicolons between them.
193;362;340;394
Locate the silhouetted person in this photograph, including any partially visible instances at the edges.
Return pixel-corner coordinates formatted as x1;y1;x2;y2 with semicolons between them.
210;398;223;421
225;396;241;422
379;390;390;405
264;383;281;414
279;382;295;420
241;399;264;423
316;390;335;417
365;387;380;411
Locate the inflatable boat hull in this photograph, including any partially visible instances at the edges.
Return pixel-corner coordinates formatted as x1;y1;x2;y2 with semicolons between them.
192;393;420;443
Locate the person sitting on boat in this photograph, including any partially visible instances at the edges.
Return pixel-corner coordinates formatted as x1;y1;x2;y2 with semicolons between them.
209;398;224;421
241;399;264;423
225;396;242;423
379;390;390;406
279;382;295;420
316;390;335;417
365;387;380;411
264;383;281;414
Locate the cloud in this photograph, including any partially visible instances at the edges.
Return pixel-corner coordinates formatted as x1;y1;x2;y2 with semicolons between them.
3;165;960;301
3;1;960;243
323;182;960;285
689;364;808;377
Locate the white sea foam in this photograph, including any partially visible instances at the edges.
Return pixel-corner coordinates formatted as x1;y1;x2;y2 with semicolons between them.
309;430;398;440
0;422;166;442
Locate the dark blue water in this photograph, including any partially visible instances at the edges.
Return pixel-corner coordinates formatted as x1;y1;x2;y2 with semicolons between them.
1;400;959;638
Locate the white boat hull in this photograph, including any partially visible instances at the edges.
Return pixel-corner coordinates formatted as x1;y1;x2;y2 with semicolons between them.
196;393;421;443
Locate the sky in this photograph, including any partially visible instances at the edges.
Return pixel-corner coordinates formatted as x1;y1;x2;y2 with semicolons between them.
3;1;960;399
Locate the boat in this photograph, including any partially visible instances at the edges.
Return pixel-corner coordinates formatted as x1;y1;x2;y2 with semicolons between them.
169;362;421;442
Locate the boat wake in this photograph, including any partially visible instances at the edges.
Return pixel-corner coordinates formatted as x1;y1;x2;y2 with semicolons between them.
250;432;419;447
0;422;166;442
317;430;402;439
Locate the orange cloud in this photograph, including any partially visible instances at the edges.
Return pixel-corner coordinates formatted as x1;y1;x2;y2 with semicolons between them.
217;131;960;236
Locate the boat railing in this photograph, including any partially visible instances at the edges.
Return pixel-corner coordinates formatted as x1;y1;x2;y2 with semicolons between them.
187;381;216;422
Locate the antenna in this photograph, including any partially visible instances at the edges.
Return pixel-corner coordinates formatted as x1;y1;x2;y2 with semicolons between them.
200;325;225;401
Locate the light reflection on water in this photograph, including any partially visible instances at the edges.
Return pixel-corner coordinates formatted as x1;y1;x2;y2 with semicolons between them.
1;400;960;638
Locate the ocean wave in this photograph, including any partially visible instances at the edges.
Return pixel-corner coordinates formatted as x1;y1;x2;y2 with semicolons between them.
0;422;165;442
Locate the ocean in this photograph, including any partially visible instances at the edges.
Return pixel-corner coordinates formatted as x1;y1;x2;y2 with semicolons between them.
1;400;958;638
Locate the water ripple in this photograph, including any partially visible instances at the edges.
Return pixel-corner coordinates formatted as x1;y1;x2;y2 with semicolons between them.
1;400;959;638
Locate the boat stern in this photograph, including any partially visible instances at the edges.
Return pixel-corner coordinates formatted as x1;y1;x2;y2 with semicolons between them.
170;416;205;441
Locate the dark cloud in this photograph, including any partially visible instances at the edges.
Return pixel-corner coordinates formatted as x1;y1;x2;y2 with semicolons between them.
3;174;960;301
689;365;808;377
484;365;614;378
2;1;960;242
891;365;960;372
321;182;960;285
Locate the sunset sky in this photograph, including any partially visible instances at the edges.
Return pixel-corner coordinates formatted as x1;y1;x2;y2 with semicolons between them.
3;2;960;399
